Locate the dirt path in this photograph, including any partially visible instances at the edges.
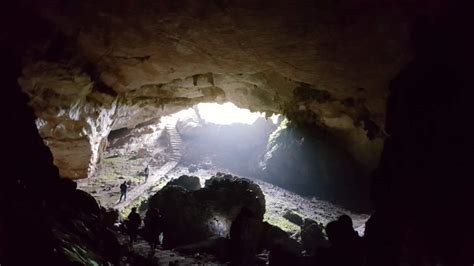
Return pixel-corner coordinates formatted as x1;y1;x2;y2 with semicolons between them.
114;161;178;210
114;122;183;210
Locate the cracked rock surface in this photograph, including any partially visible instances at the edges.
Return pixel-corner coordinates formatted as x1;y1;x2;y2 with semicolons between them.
19;0;418;178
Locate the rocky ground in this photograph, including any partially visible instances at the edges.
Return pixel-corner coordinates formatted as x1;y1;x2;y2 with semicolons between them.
77;120;171;210
79;156;369;235
117;234;223;266
76;150;370;265
77;116;369;266
166;165;369;237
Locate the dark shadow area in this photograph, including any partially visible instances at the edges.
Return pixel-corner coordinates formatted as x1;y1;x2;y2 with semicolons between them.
259;121;369;211
2;1;474;265
366;2;474;265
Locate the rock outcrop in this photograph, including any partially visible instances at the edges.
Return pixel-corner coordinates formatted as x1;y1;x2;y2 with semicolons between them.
3;48;122;264
16;0;421;178
300;219;328;255
147;173;265;249
365;2;474;264
260;120;371;209
283;210;304;226
165;175;202;191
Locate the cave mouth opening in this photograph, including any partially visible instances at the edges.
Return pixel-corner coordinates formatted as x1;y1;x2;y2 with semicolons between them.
77;101;369;235
83;102;284;205
78;102;366;222
194;102;279;125
97;102;280;181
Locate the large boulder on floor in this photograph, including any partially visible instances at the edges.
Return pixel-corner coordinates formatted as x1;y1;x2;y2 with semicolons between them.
147;173;265;249
283;209;304;226
261;222;304;265
301;218;328;255
230;206;265;265
200;173;266;220
147;185;205;248
165;175;201;191
261;222;303;255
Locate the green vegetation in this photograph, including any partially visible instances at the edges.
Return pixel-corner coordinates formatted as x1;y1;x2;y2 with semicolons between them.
264;212;300;234
102;156;128;164
267;117;289;147
97;171;117;182
119;195;149;218
98;155;146;183
62;242;100;266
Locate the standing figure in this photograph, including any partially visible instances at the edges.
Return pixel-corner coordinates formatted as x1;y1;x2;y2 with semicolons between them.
119;181;128;202
144;208;163;256
126;207;142;245
144;165;149;183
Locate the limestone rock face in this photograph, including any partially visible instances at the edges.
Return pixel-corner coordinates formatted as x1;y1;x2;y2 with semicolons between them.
165;175;202;191
147;174;265;249
260;121;371;209
19;62;117;178
18;1;419;178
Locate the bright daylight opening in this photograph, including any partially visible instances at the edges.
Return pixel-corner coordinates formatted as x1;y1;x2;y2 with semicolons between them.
160;102;279;126
197;102;267;125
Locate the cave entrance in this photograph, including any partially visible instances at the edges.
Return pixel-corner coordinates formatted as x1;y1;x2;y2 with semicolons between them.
106;102;280;184
79;103;281;208
78;102;369;234
161;102;281;179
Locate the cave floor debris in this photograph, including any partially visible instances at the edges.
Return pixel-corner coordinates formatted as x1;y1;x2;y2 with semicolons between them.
80;160;369;236
117;233;225;265
161;165;369;236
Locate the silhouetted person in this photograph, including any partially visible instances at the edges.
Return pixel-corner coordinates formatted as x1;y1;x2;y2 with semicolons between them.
144;208;162;256
230;206;262;266
101;207;119;229
144;165;149;183
337;214;360;239
127;207;141;244
319;215;364;266
119;181;128;202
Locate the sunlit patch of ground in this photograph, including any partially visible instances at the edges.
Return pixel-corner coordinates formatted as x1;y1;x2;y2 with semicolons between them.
80;159;369;235
77;155;162;208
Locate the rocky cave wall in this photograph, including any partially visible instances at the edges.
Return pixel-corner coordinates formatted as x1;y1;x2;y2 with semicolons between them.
16;0;420;179
365;2;474;264
4;0;473;265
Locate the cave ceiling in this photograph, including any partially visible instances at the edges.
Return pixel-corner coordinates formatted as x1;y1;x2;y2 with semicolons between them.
17;0;420;178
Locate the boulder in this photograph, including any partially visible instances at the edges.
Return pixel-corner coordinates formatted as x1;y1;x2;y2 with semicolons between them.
147;174;265;249
261;222;303;256
300;219;328;255
201;173;266;220
230;207;264;265
166;175;201;191
261;222;304;266
283;209;304;226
